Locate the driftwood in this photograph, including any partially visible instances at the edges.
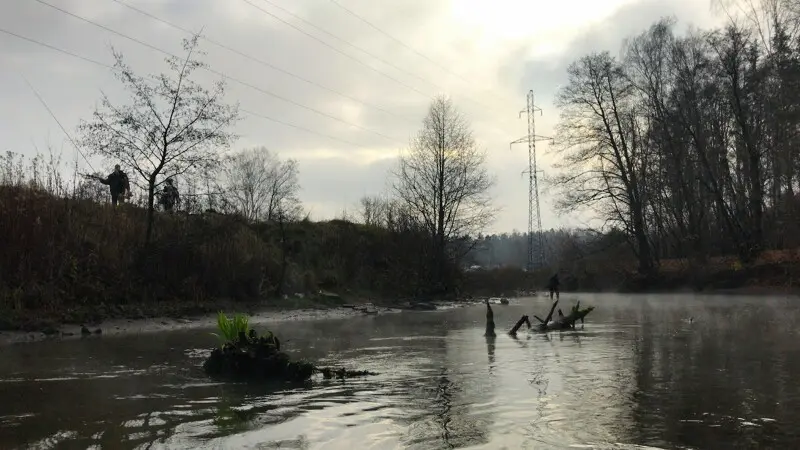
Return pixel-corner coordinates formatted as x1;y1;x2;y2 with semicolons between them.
508;315;532;335
509;299;595;334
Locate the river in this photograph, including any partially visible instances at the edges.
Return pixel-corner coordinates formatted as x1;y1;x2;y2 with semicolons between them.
1;293;799;449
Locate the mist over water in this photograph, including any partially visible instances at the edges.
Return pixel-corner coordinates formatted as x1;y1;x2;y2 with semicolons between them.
1;294;799;449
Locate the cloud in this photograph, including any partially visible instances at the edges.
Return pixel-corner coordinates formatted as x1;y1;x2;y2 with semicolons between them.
1;0;726;233
294;153;396;212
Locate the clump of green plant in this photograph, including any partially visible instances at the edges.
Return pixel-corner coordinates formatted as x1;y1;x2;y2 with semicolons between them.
203;311;376;382
213;311;250;345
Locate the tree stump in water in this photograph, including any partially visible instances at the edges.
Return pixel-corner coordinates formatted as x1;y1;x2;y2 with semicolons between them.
203;330;377;382
484;299;496;337
508;315;531;336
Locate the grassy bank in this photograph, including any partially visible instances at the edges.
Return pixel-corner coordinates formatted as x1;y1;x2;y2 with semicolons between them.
619;250;800;294
2;183;797;333
0;185;438;331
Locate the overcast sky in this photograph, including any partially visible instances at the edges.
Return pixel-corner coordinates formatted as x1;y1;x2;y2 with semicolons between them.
1;0;726;233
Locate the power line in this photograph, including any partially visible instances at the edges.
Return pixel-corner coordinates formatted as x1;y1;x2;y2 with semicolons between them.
326;0;474;88
240;108;370;150
326;1;525;113
242;0;433;99
1;28;112;71
247;0;512;129
31;0;404;145
108;0;416;126
21;75;98;173
0;27;374;153
256;0;508;114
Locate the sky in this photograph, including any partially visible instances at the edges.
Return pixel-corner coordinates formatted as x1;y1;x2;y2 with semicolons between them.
0;0;727;234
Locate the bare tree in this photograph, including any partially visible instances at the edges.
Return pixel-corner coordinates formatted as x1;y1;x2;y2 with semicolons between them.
223;147;302;222
393;95;496;289
79;35;239;243
358;195;388;226
552;52;655;275
544;8;800;268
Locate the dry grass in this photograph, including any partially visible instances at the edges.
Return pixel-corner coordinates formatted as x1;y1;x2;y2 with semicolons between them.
658;248;800;272
0;151;442;330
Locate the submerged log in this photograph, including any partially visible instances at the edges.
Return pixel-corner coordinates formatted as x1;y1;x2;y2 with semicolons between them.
508;315;531;336
203;330;377;382
508;299;595;334
538;306;595;331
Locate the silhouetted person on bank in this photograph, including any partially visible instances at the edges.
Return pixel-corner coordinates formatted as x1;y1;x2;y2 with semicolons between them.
547;273;560;300
97;164;130;206
158;178;180;212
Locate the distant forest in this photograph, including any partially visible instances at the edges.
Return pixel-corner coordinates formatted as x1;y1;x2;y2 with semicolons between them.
463;229;597;270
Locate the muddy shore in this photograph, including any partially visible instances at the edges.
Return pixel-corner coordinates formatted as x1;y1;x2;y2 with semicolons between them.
0;300;483;347
0;307;380;346
2;285;796;347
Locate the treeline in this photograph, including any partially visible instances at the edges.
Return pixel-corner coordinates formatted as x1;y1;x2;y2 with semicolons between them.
0;151;453;328
0;35;503;328
461;229;596;269
551;3;800;276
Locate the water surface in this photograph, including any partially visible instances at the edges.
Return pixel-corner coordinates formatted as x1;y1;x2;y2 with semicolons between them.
1;294;799;449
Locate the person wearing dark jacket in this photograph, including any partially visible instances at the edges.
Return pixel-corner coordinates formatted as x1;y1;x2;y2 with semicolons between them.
98;164;131;206
547;273;560;300
158;178;180;212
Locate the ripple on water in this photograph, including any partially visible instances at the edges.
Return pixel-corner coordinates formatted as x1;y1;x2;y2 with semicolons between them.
2;298;800;449
26;430;79;450
184;348;213;359
0;413;36;428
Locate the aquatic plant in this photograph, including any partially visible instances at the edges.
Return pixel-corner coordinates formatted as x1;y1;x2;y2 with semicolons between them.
203;313;376;383
213;311;250;345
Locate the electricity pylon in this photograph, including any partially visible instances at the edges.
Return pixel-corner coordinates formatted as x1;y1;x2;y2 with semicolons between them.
510;90;552;271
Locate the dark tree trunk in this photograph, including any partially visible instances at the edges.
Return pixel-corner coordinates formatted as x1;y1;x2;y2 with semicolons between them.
145;178;156;244
631;200;654;275
274;211;288;298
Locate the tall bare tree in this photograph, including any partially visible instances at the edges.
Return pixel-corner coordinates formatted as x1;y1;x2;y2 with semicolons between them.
223;147;302;222
79;35;239;243
393;95;495;290
552;52;655;275
552;7;800;266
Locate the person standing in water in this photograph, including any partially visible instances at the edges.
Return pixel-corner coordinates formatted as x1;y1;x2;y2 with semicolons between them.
547;273;560;300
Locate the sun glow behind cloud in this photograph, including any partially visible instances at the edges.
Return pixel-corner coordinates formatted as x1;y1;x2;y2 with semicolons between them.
449;0;638;49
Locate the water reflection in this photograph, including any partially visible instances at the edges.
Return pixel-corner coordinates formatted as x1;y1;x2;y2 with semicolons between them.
0;295;799;448
622;296;800;448
486;336;496;374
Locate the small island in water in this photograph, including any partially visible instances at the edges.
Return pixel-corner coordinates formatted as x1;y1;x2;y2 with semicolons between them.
203;312;377;383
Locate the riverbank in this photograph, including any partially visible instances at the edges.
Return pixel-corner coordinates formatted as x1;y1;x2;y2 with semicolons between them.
0;306;353;346
0;296;485;346
0;293;365;332
0;185;452;336
461;251;800;297
619;252;800;294
2;284;797;346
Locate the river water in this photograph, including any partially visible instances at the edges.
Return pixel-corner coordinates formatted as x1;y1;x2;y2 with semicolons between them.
1;294;799;449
